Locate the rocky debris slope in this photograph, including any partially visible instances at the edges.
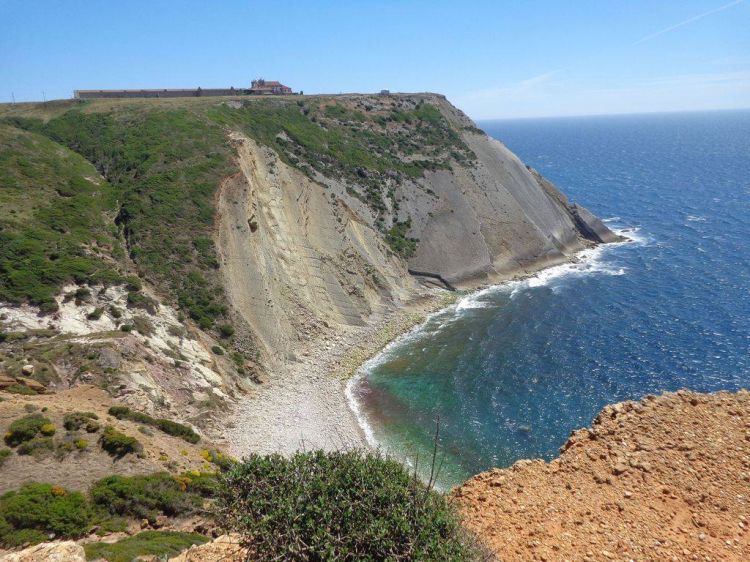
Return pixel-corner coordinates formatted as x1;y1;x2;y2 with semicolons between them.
0;284;242;433
453;390;750;561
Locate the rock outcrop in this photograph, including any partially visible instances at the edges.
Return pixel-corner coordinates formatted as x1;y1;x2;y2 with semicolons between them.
453;390;750;561
0;541;86;562
215;95;622;367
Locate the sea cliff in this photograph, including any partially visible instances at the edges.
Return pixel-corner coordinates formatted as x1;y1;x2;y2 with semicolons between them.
0;93;619;446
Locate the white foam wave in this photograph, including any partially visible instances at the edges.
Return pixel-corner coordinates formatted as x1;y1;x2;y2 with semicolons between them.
347;224;645;453
345;374;379;448
686;215;706;222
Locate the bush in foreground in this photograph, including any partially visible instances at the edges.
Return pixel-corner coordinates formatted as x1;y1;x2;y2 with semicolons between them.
216;449;480;561
90;472;212;522
0;483;93;546
83;530;208;562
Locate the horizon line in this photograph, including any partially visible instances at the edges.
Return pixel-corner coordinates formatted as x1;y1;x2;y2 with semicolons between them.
474;106;750;122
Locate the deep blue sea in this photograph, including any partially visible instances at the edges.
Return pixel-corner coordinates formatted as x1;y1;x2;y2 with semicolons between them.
348;110;750;489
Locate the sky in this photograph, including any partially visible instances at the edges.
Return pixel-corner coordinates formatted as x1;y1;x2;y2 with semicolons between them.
0;0;748;119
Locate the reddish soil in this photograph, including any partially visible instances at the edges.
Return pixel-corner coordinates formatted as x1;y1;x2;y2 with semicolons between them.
453;390;750;561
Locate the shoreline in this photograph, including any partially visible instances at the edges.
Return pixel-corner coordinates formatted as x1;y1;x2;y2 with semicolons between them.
221;289;460;457
222;231;635;461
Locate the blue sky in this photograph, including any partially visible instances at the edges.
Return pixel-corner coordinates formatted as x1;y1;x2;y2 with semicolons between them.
0;0;748;118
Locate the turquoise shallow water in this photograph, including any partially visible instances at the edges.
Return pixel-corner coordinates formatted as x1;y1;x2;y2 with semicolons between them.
348;110;750;489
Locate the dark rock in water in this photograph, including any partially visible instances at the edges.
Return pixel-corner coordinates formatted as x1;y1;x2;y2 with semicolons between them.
570;204;626;244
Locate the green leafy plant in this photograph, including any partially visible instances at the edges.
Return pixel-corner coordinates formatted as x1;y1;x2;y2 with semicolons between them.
107;406;199;444
216;449;478;561
0;483;93;547
63;411;100;432
89;472;212;522
4;413;52;446
99;426;142;457
83;531;208;562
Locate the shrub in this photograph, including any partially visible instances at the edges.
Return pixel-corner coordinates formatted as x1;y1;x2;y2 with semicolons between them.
99;426;142;457
63;411;100;432
0;483;93;546
107;406;199;444
216;450;477;561
211;345;224;355
74;439;88;450
90;473;210;522
4;414;52;446
17;437;54;457
86;307;104;320
132;315;154;336
40;423;56;436
0;448;11;467
218;324;235;338
83;531;208;562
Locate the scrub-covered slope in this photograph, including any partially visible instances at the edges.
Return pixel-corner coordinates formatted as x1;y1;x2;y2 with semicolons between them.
0;93;619;410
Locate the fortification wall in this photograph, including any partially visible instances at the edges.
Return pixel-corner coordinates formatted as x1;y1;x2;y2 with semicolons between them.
75;88;245;99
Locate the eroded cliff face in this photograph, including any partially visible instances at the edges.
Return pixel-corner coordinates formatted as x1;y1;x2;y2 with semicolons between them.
214;95;621;366
215;133;419;368
0;93;620;423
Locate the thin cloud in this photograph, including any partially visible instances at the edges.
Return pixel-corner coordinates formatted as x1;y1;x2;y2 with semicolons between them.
634;0;744;45
458;70;563;102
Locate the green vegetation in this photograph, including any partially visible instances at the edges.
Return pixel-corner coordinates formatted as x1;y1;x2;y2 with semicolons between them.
217;323;235;338
63;411;100;432
99;425;142;457
83;531;208;562
90;472;214;522
108;405;200;444
16;436;54;457
4;413;52;446
0;124;124;311
1;95;470;332
0;483;93;547
216;450;478;561
385;218;419;258
4;383;36;395
0;472;217;547
0;448;11;467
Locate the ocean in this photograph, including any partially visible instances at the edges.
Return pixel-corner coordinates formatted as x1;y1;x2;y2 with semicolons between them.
347;110;750;489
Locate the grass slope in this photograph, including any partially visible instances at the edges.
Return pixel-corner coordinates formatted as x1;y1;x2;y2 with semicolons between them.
0;124;123;310
1;95;473;328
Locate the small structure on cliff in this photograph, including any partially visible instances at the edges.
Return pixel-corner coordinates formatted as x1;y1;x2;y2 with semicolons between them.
249;79;293;95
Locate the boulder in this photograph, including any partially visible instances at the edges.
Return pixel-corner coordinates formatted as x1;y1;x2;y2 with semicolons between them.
0;541;86;561
0;375;16;390
21;364;34;376
16;377;46;393
168;535;247;562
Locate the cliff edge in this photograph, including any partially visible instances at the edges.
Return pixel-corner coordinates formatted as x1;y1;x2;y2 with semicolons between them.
453;390;750;561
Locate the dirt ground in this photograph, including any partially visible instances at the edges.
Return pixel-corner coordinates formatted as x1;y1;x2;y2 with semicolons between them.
453;390;750;562
0;385;219;494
